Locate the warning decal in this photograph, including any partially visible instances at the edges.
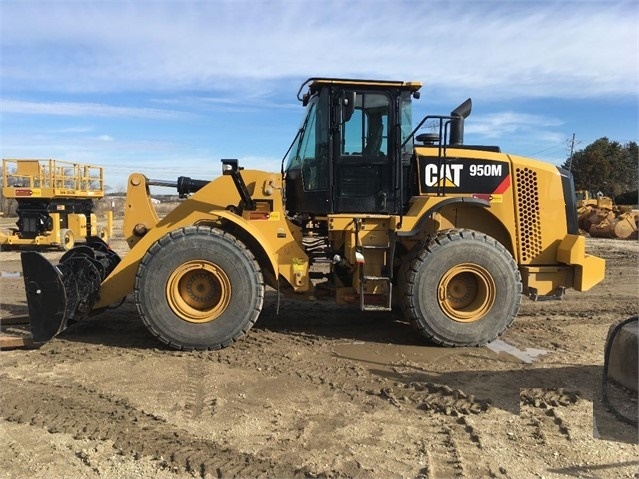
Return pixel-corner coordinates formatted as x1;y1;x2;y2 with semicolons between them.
418;156;510;195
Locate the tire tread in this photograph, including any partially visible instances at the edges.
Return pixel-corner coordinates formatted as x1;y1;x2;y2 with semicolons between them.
400;228;522;347
135;226;264;351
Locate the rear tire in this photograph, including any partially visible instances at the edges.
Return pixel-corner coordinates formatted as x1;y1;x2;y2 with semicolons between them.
135;226;264;350
401;229;522;347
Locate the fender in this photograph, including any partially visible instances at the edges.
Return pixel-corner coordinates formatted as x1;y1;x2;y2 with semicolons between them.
94;206;283;309
397;197;490;237
197;209;281;278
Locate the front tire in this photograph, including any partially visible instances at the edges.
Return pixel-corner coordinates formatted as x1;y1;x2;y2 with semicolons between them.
135;226;264;350
401;229;522;347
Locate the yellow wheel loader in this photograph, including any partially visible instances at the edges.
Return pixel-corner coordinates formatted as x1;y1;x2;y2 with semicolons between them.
21;78;606;350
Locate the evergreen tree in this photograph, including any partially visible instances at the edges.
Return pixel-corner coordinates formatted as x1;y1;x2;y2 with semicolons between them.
562;137;638;197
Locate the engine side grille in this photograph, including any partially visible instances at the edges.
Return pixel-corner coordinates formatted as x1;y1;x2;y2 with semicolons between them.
515;167;542;263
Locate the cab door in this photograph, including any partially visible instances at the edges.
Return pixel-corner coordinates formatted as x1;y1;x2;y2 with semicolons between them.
333;90;396;213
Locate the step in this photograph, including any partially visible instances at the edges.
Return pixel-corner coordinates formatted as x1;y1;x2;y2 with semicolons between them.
362;304;392;312
361;244;391;250
362;275;391;281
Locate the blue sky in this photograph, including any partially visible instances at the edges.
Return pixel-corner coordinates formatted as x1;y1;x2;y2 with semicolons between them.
1;0;637;192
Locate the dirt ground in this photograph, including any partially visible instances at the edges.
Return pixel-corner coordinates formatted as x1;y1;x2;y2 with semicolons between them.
0;222;638;479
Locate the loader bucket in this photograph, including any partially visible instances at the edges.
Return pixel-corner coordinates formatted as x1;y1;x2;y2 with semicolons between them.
21;238;121;343
589;213;638;240
22;252;71;342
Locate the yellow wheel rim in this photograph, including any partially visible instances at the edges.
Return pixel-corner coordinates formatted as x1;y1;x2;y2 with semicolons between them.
62;230;74;250
437;263;496;323
166;260;232;323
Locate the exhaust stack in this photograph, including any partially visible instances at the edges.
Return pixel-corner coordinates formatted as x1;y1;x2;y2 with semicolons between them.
449;98;472;146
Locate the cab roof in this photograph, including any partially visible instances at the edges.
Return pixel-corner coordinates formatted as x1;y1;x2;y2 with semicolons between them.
297;77;422;102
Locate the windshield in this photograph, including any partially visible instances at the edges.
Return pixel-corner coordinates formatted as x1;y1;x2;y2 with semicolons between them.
285;96;318;171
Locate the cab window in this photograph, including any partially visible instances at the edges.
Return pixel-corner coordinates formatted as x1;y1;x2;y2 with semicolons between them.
341;92;390;157
400;91;413;154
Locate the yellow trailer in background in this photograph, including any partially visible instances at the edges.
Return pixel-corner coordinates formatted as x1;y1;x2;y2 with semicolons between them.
1;159;112;250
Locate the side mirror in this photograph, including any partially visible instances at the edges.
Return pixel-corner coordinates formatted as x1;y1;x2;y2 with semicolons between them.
342;91;356;123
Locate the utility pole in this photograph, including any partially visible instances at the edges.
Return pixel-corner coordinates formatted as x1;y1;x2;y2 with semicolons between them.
568;133;576;172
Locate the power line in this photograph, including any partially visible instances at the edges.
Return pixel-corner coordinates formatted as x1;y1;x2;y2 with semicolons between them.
526;143;567;157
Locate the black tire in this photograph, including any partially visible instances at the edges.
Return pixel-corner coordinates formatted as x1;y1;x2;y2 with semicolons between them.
134;226;264;350
401;229;522;347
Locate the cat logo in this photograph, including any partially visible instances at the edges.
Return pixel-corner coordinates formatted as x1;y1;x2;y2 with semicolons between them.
424;164;463;188
418;156;510;195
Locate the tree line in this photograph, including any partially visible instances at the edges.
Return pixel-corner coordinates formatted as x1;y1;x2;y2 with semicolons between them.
561;137;638;204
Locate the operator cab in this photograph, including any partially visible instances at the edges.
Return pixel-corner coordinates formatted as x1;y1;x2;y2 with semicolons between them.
284;78;422;216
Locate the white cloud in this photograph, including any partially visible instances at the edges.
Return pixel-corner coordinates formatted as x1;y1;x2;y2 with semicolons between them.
466;112;563;138
0;99;192;119
1;1;635;99
151;94;298;114
50;126;94;134
97;134;114;141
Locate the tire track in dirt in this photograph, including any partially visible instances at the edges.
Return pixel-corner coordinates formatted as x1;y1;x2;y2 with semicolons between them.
210;332;379;404
0;375;307;478
519;388;580;445
213;329;497;419
37;329;491;421
520;409;547;446
417;415;498;479
214;331;499;478
183;362;218;421
418;419;463;478
399;382;491;416
27;324;500;478
382;387;495;479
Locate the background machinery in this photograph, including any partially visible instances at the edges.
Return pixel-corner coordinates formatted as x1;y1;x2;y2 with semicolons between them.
1;159;112;250
21;78;605;350
576;190;638;240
